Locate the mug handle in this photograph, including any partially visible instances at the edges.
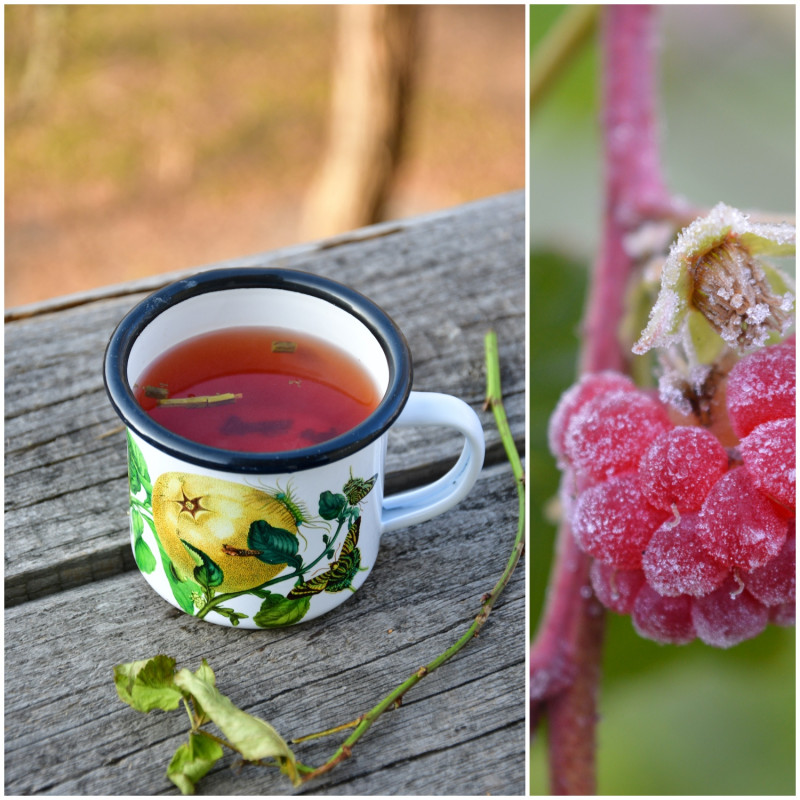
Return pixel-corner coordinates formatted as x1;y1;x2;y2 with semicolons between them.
381;391;485;534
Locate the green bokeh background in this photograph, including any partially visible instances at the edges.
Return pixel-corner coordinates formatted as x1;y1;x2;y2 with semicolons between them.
530;5;795;795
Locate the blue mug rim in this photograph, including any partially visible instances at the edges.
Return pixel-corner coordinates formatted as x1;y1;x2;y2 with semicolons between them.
103;267;413;473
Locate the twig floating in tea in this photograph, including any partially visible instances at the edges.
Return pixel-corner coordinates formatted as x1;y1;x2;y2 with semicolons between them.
156;393;243;408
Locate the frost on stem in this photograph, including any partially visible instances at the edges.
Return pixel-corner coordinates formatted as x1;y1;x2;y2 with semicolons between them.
634;203;795;359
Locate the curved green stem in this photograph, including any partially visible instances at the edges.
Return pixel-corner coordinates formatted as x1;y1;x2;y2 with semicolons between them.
297;330;525;784
129;495;152;514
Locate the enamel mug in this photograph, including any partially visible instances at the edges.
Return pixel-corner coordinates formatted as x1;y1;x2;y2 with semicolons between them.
104;268;485;628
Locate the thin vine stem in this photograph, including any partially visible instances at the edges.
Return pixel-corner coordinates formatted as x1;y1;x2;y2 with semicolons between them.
294;329;525;783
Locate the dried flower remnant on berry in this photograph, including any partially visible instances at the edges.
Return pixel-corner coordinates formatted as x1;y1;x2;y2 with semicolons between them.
691;238;793;348
634;203;795;358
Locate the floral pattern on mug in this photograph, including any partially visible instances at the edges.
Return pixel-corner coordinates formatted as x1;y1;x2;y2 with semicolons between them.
127;432;373;627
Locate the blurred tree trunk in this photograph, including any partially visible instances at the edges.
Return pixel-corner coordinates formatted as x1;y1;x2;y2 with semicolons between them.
301;5;421;239
14;5;67;117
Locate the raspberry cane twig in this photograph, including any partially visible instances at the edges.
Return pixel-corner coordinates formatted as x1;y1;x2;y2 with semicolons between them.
530;6;683;793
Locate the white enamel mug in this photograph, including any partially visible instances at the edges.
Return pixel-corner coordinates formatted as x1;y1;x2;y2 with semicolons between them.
104;268;485;628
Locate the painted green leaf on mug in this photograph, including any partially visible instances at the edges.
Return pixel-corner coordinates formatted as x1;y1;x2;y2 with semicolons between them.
156;540;203;614
213;606;248;626
318;490;348;520
126;431;152;498
247;520;302;570
181;539;224;589
134;534;157;574
253;591;310;628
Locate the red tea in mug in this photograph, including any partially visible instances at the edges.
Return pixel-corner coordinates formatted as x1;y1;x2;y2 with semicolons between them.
134;327;382;452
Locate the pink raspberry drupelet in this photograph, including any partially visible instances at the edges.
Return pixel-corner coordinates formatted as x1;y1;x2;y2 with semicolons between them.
638;426;728;512
642;512;728;598
725;343;795;439
740;417;796;511
589;560;646;614
697;467;787;572
563;389;672;485
690;577;769;649
548;371;636;465
632;585;696;645
743;533;796;608
572;474;669;569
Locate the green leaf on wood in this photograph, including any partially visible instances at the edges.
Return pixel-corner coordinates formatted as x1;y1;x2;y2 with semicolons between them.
174;668;300;786
114;655;183;713
191;658;216;726
167;731;224;795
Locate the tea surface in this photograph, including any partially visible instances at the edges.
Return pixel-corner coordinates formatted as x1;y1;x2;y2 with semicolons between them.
134;327;381;452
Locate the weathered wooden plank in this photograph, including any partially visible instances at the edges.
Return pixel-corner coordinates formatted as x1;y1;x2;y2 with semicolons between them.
4;462;524;795
4;193;524;606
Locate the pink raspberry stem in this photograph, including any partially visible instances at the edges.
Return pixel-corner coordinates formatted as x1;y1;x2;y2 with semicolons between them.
531;6;683;793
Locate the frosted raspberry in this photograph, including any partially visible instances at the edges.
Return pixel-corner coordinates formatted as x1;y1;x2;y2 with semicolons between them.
725;342;795;439
740;418;796;510
564;390;672;484
642;513;728;597
632;584;696;645
690;577;768;648
698;467;787;571
572;474;670;569
590;560;645;614
743;532;796;607
548;372;635;464
638;426;729;512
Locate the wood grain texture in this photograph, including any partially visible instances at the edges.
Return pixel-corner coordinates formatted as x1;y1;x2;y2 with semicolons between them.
5;463;524;795
4;192;525;795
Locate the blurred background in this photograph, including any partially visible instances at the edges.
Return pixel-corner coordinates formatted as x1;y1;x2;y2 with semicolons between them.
530;4;795;795
5;4;524;309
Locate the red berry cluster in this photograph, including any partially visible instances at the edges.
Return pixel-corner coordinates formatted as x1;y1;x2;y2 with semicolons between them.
549;341;796;648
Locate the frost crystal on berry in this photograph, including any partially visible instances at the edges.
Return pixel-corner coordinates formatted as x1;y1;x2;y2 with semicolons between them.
697;467;787;571
726;343;796;438
572;474;669;569
642;513;728;598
